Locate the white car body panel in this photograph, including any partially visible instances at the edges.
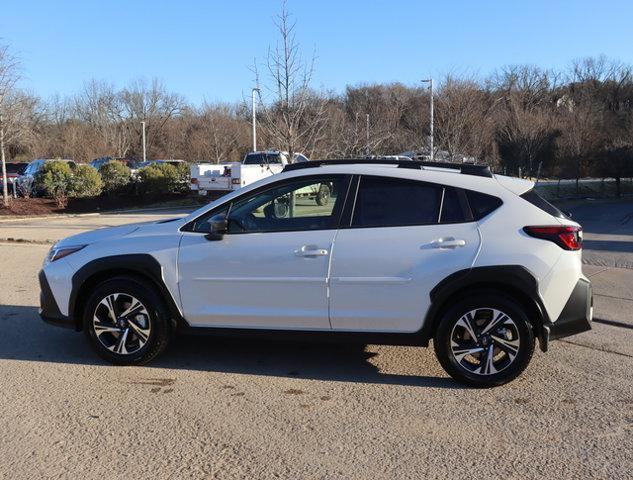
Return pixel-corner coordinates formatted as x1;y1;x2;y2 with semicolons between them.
329;222;480;332
178;230;334;329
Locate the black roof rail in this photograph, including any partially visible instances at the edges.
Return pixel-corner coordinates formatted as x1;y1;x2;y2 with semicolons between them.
282;158;493;178
417;161;493;178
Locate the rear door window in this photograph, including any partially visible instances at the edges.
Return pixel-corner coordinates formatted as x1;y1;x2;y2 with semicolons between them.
352;176;443;228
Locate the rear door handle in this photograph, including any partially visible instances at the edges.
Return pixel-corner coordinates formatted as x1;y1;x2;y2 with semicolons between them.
295;245;329;257
430;237;466;249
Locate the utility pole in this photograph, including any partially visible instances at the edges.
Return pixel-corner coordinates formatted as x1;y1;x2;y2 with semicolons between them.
0;113;7;207
421;78;434;161
141;121;147;161
365;113;370;156
252;88;260;152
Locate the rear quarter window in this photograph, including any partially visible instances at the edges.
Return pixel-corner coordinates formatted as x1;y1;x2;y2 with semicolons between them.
465;190;503;220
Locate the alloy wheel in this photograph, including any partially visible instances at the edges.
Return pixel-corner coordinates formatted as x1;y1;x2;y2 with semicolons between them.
450;308;521;376
93;293;151;355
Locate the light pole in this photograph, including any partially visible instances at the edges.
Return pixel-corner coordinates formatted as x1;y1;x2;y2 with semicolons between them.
421;78;434;161
365;113;370;156
252;88;260;152
141;121;147;161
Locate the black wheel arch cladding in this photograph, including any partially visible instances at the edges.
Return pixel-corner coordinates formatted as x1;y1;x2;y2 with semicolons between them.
421;265;550;347
70;254;184;331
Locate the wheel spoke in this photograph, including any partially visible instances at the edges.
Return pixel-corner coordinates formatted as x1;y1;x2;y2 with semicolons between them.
110;328;130;354
127;319;150;344
451;341;485;363
480;309;508;335
99;294;119;322
93;317;121;337
456;312;478;341
491;335;520;358
478;345;497;375
119;298;145;319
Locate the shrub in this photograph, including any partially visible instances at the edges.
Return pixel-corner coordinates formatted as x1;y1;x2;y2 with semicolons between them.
35;161;74;208
99;161;131;195
137;163;179;196
174;162;191;193
70;165;103;198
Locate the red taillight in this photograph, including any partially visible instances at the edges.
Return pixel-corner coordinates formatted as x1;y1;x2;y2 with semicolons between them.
190;178;198;184
523;225;582;251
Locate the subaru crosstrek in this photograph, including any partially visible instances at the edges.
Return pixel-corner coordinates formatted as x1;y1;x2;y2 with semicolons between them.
39;159;592;387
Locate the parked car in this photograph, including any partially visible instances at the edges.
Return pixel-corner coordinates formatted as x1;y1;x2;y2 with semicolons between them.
0;162;27;195
137;159;186;169
90;157;140;172
39;158;592;387
190;150;308;195
16;159;77;197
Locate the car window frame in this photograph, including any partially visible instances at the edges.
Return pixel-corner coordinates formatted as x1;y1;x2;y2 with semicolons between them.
341;174;475;229
181;173;354;234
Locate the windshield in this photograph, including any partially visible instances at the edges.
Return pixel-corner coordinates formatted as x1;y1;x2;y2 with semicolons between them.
243;153;282;165
6;163;26;174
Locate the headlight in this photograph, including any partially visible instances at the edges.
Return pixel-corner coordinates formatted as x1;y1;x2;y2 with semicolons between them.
44;244;86;266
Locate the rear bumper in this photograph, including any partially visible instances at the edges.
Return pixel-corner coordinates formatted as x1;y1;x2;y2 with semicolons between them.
39;270;74;329
542;278;592;347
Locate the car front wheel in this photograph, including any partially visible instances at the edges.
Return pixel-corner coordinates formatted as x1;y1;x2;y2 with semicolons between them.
83;276;172;365
433;294;535;387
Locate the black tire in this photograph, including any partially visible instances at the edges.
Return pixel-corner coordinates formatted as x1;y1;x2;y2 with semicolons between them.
433;293;535;388
83;276;172;365
316;184;330;206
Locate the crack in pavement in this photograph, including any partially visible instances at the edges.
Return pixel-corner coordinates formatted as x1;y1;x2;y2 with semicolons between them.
559;339;633;359
594;292;633;302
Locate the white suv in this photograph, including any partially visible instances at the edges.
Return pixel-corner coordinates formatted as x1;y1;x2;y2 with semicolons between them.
39;159;592;387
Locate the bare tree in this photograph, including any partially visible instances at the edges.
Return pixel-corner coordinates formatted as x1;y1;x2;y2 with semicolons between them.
253;2;327;158
0;43;21;206
121;78;185;158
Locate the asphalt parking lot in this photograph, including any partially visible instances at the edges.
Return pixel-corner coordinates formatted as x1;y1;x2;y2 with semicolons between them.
1;200;632;479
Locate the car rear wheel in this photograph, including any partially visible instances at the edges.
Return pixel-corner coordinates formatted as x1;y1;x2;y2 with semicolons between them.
83;276;172;365
433;294;535;387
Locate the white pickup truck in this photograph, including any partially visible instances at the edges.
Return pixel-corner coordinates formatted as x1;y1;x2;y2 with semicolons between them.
191;151;311;195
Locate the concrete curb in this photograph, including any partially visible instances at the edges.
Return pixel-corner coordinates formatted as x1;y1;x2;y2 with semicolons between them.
0;205;194;223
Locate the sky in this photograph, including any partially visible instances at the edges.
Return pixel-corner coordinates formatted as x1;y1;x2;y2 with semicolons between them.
2;0;633;105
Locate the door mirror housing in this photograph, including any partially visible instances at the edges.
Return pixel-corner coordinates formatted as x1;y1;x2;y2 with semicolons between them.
205;213;228;241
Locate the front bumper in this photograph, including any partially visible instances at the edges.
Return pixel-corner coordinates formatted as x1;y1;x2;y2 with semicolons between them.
541;278;592;349
39;270;74;329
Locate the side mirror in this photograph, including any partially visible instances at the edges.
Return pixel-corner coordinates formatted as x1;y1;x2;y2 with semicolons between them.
205;213;228;241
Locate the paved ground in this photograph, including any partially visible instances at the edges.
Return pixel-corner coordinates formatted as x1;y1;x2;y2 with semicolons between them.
0;202;632;479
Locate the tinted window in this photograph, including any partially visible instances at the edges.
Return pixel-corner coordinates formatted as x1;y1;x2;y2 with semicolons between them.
440;187;467;223
352;176;442;228
243;153;282;165
520;189;566;219
465;190;503;220
6;163;25;174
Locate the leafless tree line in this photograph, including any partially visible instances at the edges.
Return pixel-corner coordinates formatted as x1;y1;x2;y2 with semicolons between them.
3;48;633;187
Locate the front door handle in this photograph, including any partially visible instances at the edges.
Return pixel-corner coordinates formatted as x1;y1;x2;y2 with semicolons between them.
430;237;466;249
295;245;329;257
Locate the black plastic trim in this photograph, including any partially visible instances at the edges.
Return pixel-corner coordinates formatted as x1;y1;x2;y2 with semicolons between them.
546;279;592;340
39;270;74;328
178;325;428;346
69;254;184;330
419;265;549;347
282;159;494;177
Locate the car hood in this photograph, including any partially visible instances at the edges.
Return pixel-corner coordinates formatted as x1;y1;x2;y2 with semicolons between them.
55;221;156;248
